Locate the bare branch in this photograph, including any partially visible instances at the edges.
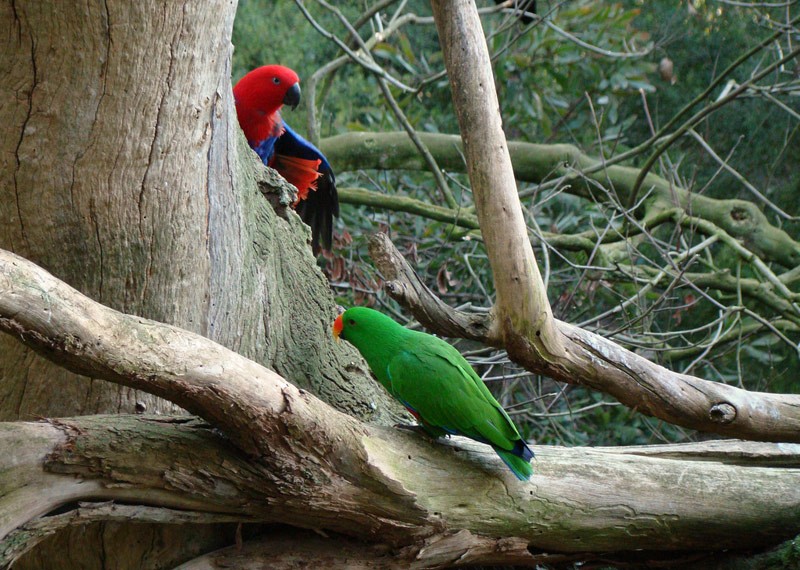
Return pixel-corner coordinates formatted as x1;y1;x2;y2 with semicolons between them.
321;132;800;269
431;0;562;355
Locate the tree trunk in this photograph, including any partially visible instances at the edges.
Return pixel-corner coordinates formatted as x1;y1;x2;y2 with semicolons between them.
0;0;397;567
0;0;394;424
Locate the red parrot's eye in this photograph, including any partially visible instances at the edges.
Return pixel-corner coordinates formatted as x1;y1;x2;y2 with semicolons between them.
272;77;281;84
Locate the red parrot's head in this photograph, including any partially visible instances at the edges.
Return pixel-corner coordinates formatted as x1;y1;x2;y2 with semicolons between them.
233;65;301;144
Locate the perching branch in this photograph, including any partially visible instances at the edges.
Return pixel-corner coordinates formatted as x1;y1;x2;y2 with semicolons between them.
3;248;800;567
3;415;800;568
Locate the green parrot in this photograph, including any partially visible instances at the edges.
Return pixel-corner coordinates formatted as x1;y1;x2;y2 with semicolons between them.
333;306;534;480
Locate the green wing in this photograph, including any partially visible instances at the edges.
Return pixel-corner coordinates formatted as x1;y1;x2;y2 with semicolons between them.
386;337;521;452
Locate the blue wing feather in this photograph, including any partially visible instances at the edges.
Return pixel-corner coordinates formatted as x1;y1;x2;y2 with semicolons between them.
254;135;279;164
273;123;331;171
276;123;339;252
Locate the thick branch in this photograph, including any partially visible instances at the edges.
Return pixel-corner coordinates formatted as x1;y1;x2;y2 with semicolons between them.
2;248;800;565
431;0;562;357
369;233;800;442
2;416;800;569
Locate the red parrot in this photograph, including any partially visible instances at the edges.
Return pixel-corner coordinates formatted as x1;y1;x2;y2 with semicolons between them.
233;65;339;253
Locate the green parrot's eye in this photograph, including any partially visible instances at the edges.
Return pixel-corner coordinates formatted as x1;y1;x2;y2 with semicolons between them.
348;319;356;326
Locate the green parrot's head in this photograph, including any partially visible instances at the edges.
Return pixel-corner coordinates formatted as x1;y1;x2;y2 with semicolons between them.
332;306;399;345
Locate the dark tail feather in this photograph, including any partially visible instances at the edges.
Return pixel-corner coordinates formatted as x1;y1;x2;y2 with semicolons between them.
495;439;534;481
513;438;535;462
296;169;339;254
495;448;533;481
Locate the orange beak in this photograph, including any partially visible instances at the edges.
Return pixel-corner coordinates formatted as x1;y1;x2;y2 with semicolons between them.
332;314;343;341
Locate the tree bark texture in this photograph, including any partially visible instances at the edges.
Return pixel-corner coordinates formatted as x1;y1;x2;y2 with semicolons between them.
1;255;800;567
0;0;394;424
431;0;563;358
0;1;398;567
1;397;799;568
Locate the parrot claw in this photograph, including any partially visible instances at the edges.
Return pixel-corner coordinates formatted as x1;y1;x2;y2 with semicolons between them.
394;423;444;441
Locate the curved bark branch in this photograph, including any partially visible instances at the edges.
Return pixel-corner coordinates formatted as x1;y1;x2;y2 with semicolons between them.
5;498;246;566
369;233;800;442
2;248;800;567
319;131;800;270
431;0;563;359
2;416;800;569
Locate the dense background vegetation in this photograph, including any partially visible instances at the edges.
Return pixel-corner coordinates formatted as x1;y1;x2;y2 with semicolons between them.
231;0;800;447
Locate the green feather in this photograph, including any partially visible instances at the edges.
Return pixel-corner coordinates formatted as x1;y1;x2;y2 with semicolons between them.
337;307;534;480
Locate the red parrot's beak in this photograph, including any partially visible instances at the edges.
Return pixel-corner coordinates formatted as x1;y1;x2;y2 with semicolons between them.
332;314;343;342
283;82;301;110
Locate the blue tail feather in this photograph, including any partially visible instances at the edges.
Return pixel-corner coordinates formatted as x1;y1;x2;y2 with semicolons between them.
495;446;534;481
513;438;535;462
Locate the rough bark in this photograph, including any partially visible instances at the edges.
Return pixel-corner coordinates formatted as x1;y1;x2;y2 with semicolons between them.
2;404;799;568
0;0;392;424
1;255;800;567
0;206;796;566
0;1;398;568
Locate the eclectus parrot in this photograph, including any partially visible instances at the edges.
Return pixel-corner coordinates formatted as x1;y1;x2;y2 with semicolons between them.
333;307;534;481
233;65;339;254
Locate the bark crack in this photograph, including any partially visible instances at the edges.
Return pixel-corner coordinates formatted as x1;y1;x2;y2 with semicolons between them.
570;332;671;412
12;18;36;253
78;0;113;302
138;3;186;304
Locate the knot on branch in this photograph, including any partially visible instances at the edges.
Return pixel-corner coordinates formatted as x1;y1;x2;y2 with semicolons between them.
385;280;407;301
729;206;751;224
720;201;760;236
708;402;737;424
256;168;297;219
